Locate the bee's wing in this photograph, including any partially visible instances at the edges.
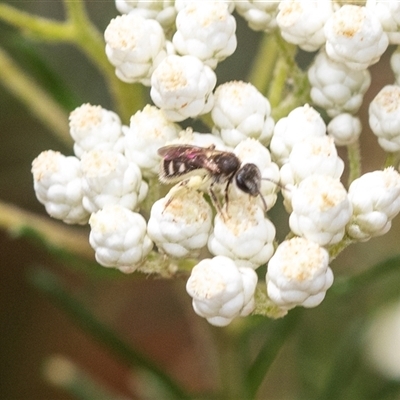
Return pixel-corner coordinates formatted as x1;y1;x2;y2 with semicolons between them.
157;144;216;159
158;144;217;183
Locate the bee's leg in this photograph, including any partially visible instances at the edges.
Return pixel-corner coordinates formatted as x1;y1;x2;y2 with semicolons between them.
163;179;189;211
208;181;227;220
163;176;206;211
224;176;234;214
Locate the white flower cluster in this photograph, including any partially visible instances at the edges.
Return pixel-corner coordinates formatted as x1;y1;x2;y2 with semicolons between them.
31;1;400;326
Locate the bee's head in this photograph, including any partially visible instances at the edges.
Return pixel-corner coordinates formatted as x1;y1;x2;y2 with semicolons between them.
235;163;262;196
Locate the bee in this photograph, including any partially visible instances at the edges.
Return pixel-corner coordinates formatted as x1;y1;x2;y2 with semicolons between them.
157;144;268;213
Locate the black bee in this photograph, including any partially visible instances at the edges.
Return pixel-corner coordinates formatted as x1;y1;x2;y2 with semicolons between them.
158;144;268;213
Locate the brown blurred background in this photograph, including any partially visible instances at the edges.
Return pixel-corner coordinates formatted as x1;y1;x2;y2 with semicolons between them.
1;1;400;399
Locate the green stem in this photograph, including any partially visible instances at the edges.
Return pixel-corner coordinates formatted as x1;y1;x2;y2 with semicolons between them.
212;327;247;399
347;140;362;186
44;355;127;400
384;151;398;169
331;253;400;297
29;268;191;400
62;0;145;122
245;308;302;398
247;33;279;94
0;2;144;122
0;46;71;145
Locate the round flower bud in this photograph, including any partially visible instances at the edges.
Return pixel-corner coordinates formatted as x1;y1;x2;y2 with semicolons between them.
89;205;153;273
266;237;334;310
115;0;176;30
173;2;237;69
169;127;229;151
81;150;145;214
69;103;124;158
208;199;276;270
280;135;344;212
186;256;258;327
123;105;180;178
147;187;213;258
369;85;400;152
235;1;279;32
366;0;400;45
175;0;235;14
324;5;389;71
270;104;326;166
105;14;166;85
289;175;352;246
347;167;400;241
32;150;90;225
327;113;362;146
277;0;333;52
308;50;371;117
150;54;216;122
233;138;280;209
211;81;274;147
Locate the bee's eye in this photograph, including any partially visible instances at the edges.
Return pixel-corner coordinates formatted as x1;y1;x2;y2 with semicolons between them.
235;164;261;196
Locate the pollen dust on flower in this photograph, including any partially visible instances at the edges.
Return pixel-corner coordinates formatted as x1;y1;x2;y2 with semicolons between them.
69;104;102;130
333;5;364;38
278;1;303;26
224;201;259;235
105;15;142;50
375;86;400;113
303;177;346;211
281;238;324;281
32;151;61;181
81;151;118;177
157;59;188;90
189;264;225;299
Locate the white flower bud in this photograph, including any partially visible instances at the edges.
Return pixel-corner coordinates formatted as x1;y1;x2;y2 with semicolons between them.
281;135;344;185
289;175;352;246
175;0;235;14
327;113;362;146
324;5;389;71
105;14;166;85
89;205;153;273
123;105;180;178
69;103;124;158
115;0;176;30
81;150;145;213
150;54;216;122
308;50;371;117
173;2;237;69
280;135;344;211
186;256;258;327
233;138;280;209
277;0;333;52
266;237;334;310
208;199;276;270
369;85;400;153
169;127;229;151
270;104;326;166
366;0;400;45
235;1;279;32
347;167;400;241
32;150;90;225
211;81;274;147
147;187;213;258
